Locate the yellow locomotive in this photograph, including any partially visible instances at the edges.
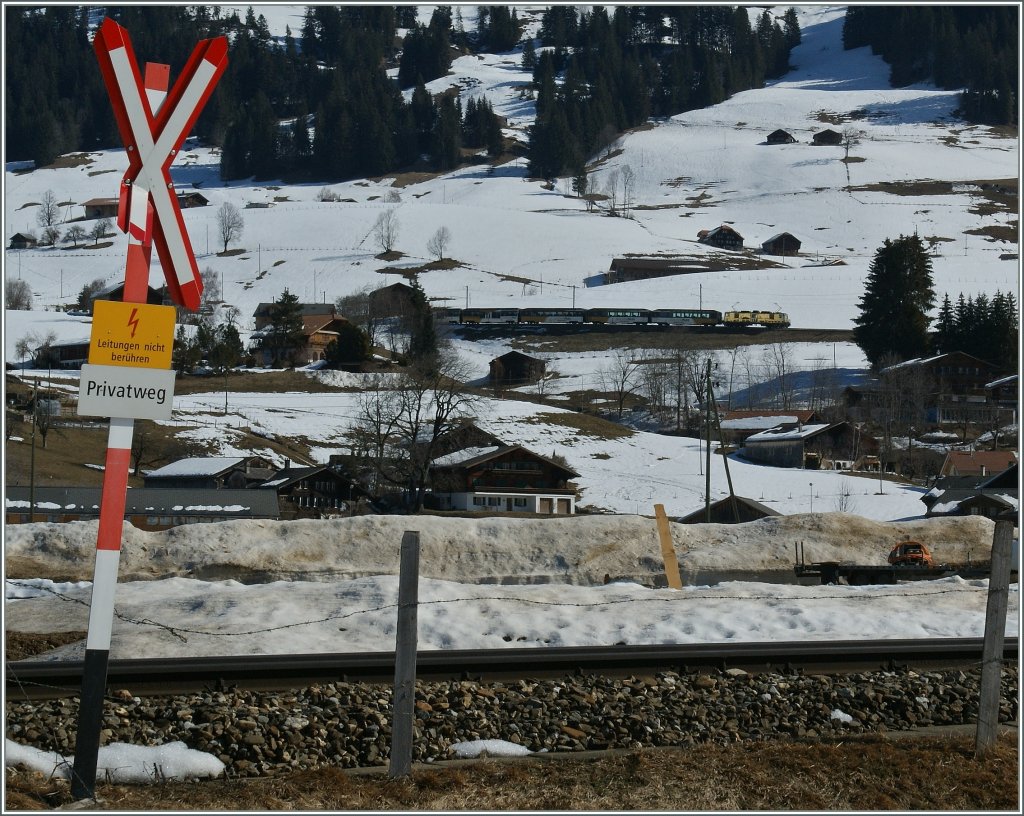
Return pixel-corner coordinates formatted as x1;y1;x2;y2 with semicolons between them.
722;310;791;329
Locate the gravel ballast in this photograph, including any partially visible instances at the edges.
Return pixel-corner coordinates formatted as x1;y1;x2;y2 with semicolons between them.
5;666;1017;777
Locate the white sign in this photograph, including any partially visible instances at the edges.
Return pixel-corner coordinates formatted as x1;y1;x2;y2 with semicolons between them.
78;364;176;420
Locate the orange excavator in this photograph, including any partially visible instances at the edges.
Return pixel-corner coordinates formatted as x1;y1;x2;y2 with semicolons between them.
887;540;934;568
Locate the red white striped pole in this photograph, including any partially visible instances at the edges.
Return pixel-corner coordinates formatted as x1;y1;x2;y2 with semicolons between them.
70;63;166;802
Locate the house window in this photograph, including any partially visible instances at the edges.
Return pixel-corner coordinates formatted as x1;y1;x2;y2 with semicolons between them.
487;497;501;506
514;498;527;507
473;497;486;506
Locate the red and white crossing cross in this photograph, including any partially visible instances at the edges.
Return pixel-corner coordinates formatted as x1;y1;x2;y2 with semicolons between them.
93;18;228;311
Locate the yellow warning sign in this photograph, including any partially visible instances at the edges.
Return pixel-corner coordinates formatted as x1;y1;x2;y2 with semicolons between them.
89;300;176;369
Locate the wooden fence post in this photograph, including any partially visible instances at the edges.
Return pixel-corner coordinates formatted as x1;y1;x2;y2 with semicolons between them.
389;530;420;778
975;519;1013;758
654;504;683;590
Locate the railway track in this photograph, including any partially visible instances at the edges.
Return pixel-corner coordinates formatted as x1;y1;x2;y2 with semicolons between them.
6;637;1016;700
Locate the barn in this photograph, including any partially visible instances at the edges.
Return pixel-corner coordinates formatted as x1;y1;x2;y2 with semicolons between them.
489;351;546;386
812;129;843;146
765;129;796;144
82;198;119;219
761;232;802;256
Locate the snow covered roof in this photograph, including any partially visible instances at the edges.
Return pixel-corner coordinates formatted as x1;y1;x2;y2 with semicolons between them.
432;446;501;468
985;373;1018;388
720;415;800;431
745;423;832;443
144;457;249;479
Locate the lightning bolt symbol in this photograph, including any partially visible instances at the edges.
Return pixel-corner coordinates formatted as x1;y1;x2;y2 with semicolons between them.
127;307;141;338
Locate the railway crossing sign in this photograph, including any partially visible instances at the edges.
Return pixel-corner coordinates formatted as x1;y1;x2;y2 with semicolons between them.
93;18;228;311
73;21;227;801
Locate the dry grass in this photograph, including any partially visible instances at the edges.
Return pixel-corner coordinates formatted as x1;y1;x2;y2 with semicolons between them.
5;734;1016;811
520;411;636;441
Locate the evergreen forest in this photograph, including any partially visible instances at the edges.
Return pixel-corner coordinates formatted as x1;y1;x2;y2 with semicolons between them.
842;6;1018;126
4;5;1018;181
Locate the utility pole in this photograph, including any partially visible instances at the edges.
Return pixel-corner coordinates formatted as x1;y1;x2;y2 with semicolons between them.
704;359;712;522
29;378;38;522
571;284;576;308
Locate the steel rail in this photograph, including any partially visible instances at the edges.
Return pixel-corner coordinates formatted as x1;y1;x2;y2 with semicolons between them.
6;638;1017;700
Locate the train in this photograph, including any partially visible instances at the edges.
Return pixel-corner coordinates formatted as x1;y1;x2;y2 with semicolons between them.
446;307;790;329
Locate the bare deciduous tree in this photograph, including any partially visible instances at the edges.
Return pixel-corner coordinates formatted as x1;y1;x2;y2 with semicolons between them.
42;226;61;246
6;279;33;310
353;352;478;511
373;209;399;254
621;164;636;219
760;342;795;409
426;226;451;261
217;202;244;253
336;287;385;348
90;218;111;245
64;224;86;247
604;170;620;216
200;267;223;307
600;349;642;418
36;189;61;228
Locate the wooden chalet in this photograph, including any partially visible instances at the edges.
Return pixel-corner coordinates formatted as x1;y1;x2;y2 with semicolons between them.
697;225;744;250
938;449;1017;479
765;129;796;145
922;463;1018;521
252;302;338;332
489;351;546;386
5;486;281;528
257;463;369;519
677;495;782;524
143;456;275;490
812;129;843;146
82;197;119;219
428;444;579;515
176;191;209;208
8;232;38;250
985;374;1018;420
761;232;801;256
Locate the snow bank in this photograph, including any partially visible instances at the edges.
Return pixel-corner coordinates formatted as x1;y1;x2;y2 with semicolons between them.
4;513;996;586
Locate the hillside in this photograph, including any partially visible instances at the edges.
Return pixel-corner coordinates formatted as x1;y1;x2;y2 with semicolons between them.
3;5;1018;522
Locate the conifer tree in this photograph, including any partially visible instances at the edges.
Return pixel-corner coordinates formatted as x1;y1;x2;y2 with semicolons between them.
853;234;936;368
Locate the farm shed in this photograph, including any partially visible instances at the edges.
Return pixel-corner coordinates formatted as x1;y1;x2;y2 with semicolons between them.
743;421;876;469
676;495;781;524
8;232;38;250
489;351;546;386
82;197;119;219
606;257;704;283
812;129;843;146
368;282;416;317
39;337;91;370
761;232;801;256
697;225;744;250
4;486;281;528
718;410;821;448
765;129;796;144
